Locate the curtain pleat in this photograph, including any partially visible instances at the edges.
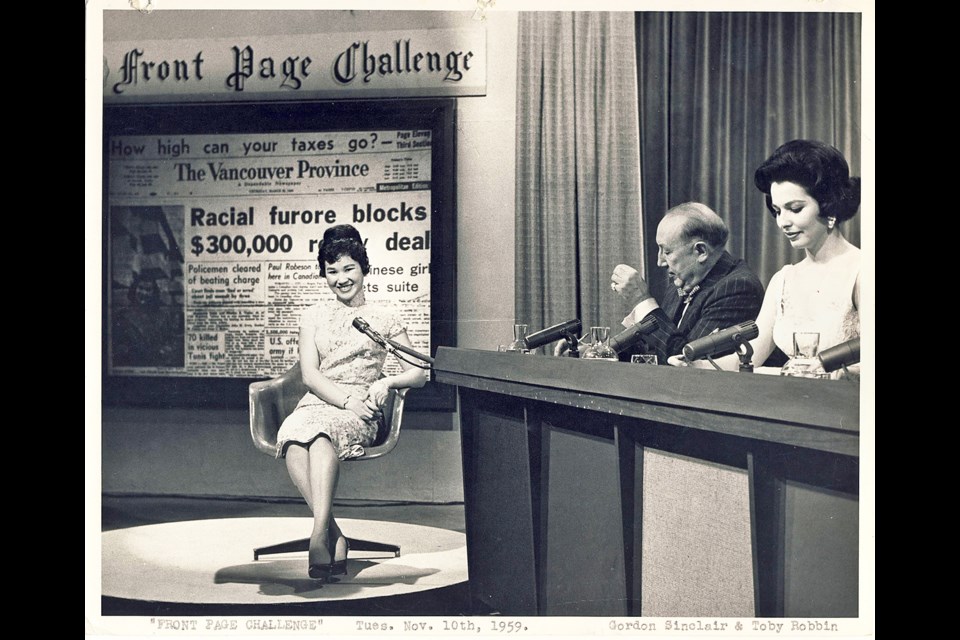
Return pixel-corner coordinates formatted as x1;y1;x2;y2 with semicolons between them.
636;13;673;303
637;12;862;288
516;13;643;336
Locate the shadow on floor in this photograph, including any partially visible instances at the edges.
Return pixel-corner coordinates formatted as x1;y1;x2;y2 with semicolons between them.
99;494;484;617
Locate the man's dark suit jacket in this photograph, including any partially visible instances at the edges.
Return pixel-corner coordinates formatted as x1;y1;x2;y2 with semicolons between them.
621;251;765;364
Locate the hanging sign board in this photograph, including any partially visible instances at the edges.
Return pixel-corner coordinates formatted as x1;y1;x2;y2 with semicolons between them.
103;29;487;102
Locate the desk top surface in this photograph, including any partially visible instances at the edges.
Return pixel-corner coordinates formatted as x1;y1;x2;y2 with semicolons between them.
433;347;863;457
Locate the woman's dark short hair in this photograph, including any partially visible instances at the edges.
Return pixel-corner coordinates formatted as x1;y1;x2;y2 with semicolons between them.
317;224;370;276
754;139;861;222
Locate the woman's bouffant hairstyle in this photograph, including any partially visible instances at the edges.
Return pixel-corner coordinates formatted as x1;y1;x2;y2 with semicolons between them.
316;224;370;276
754;139;861;223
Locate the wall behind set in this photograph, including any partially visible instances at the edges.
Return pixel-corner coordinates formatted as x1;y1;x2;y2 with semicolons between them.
99;9;519;502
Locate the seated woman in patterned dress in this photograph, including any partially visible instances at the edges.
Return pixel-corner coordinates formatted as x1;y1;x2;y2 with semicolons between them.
275;224;427;580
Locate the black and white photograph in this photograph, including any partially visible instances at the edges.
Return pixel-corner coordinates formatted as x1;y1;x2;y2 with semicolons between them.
86;0;874;637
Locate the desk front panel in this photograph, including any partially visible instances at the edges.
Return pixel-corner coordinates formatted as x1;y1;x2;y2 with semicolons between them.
439;349;860;617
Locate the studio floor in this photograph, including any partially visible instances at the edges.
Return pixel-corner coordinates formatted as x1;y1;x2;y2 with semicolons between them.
99;494;478;617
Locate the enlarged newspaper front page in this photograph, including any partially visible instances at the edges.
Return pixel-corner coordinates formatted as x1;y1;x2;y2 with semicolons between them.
107;128;434;378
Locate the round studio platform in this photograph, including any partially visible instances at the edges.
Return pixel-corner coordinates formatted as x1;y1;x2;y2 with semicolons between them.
102;517;468;605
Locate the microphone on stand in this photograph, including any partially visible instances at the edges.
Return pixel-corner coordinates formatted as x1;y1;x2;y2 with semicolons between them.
524;319;582;350
682;321;760;360
609;315;658;354
682;320;760;372
352;317;388;348
352;316;435;366
818;337;860;373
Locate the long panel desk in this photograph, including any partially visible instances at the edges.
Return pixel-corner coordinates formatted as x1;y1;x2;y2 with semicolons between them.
433;347;861;618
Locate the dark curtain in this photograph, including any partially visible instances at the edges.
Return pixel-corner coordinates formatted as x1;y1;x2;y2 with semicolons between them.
636;12;862;299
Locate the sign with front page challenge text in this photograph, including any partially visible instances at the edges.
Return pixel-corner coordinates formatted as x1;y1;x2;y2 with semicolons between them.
103;29;487;102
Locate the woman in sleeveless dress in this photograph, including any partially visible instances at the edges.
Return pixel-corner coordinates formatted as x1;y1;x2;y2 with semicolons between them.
276;224;427;580
672;139;861;378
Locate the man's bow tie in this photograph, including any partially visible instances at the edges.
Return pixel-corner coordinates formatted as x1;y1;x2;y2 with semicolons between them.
677;285;701;305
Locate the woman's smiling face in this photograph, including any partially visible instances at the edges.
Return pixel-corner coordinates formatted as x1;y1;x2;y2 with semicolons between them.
324;254;365;304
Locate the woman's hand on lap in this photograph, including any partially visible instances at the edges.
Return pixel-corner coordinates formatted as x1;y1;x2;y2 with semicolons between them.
367;379;391;407
346;396;379;421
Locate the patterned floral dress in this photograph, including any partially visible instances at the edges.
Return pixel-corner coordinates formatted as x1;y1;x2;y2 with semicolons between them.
276;299;404;459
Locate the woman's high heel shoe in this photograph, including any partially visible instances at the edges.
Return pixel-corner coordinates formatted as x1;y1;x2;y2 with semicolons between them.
308;562;333;580
330;537;350;576
308;535;334;581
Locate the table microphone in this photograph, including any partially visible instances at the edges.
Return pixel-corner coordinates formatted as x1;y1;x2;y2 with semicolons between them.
609;315;658;354
682;321;759;361
524;319;582;350
818;337;860;373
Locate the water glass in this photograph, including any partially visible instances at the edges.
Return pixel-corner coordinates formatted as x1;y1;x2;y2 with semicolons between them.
793;332;820;359
781;331;829;379
499;323;532;353
581;326;618;360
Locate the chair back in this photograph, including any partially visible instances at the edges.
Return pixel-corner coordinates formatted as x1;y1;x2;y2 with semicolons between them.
249;362;406;460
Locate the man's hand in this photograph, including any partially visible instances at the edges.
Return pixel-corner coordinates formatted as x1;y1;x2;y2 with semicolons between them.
610;264;651;307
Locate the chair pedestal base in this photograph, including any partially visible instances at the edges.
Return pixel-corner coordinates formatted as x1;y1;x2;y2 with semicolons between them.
253;537;401;561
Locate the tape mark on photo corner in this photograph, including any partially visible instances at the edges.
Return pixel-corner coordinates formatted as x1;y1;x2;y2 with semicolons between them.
129;0;154;15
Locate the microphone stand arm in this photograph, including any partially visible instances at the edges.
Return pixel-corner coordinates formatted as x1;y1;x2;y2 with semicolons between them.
383;336;435;366
735;338;754;373
703;337;754;372
563;331;580;358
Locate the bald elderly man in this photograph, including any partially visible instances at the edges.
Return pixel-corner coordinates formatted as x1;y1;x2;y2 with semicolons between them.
610;202;764;364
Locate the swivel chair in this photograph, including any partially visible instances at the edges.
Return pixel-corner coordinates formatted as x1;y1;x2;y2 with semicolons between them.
248;362;407;560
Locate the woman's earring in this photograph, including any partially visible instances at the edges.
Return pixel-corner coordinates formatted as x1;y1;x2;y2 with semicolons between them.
827;217;836;229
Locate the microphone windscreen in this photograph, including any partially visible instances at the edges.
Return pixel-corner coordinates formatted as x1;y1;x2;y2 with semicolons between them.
609;315;658;354
523;319;582;350
682;321;759;361
818;337;860;372
352;316;386;347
